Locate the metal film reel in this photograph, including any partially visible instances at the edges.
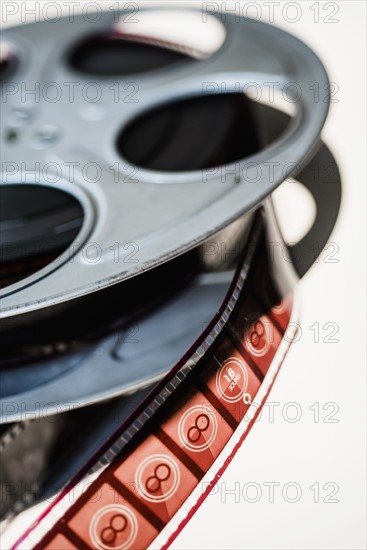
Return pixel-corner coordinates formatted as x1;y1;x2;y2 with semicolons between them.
1;7;330;317
0;8;343;548
0;7;341;422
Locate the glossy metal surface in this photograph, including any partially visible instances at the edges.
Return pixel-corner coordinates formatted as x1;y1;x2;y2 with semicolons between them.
0;8;329;316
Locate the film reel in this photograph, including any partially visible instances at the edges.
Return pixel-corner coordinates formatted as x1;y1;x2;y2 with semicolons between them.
0;6;342;549
1;7;330;317
0;9;340;419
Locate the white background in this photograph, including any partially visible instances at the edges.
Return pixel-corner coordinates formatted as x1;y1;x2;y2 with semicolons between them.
1;2;366;549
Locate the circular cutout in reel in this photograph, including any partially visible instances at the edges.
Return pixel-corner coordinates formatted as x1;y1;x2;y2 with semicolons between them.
67;8;226;77
68;36;194;77
116;93;261;172
0;184;83;288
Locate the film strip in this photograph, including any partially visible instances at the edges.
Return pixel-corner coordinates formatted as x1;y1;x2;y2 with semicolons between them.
13;212;298;550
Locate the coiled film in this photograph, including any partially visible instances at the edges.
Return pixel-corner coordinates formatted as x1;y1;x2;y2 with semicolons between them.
14;212;298;549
